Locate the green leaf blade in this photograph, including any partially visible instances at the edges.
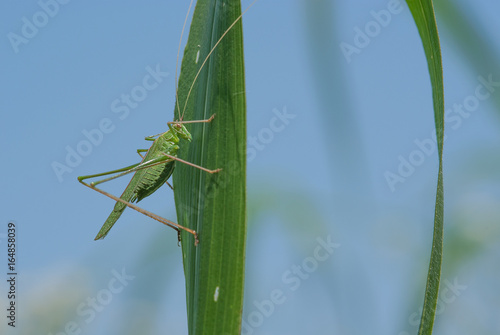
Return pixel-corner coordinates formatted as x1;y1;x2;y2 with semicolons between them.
172;1;247;334
406;1;445;334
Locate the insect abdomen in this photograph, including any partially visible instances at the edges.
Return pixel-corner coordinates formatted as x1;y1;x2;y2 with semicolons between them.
134;133;178;202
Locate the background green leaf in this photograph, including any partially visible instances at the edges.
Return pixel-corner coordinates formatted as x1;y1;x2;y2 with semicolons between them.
172;0;247;334
406;1;445;334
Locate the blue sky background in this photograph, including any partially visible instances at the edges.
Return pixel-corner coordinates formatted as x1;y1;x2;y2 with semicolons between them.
1;0;500;334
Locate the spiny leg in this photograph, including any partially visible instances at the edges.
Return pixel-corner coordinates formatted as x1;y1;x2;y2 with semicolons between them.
78;155;173;187
78;179;199;245
79;148;162;183
78;162;140;186
162;153;222;174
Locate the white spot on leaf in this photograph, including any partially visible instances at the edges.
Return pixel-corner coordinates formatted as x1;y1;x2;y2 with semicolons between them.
214;286;220;302
195;50;200;64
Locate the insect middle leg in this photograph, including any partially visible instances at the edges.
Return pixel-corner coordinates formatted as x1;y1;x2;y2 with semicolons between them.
162;153;222;174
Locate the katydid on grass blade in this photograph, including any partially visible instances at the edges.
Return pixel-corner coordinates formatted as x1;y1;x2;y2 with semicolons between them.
77;116;221;244
78;0;256;245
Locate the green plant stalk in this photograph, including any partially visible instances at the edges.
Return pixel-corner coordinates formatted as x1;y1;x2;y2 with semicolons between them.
406;1;445;334
172;0;247;334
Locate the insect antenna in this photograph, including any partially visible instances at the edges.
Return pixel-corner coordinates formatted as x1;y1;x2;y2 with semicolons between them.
175;0;196;122
175;0;258;122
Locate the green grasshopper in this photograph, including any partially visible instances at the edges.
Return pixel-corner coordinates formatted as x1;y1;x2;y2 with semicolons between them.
77;116;221;244
77;0;256;245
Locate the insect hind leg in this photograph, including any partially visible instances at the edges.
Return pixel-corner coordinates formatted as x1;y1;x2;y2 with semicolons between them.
78;179;199;245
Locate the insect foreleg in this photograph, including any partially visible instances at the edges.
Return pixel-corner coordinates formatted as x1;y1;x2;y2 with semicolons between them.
145;133;164;141
168;114;216;125
137;149;148;158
